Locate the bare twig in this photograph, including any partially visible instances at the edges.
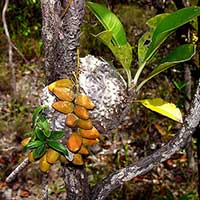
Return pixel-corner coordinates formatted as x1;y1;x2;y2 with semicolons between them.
2;0;16;97
6;158;30;183
11;42;29;64
91;80;200;200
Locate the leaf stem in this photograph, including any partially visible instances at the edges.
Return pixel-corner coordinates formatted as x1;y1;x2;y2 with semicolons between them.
132;62;146;88
126;70;132;88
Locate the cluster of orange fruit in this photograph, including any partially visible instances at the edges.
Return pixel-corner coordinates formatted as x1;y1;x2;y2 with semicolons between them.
49;79;100;165
20;79;100;172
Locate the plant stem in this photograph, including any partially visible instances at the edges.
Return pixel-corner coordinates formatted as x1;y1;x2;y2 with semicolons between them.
132;62;146;89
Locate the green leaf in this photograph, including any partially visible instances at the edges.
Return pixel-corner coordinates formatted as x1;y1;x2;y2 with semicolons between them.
32;105;48;127
136;44;196;91
37;115;50;137
138;31;153;66
23;140;43;152
49;131;65;140
87;2;127;46
179;193;195;200
134;98;183;123
144;6;200;64
32;144;46;159
173;80;187;91
146;13;170;29
47;140;69;155
35;128;46;141
95;30;132;86
138;13;169;65
134;8;200;86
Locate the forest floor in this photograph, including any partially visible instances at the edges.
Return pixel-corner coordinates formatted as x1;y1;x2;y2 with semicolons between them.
0;2;199;200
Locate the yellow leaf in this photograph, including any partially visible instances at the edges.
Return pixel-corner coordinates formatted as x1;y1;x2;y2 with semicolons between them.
134;98;183;123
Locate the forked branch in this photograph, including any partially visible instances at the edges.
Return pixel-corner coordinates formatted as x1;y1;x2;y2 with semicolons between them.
91;80;200;200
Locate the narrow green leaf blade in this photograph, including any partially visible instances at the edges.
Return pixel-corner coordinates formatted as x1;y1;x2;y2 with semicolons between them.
32;144;46;159
47;141;69;156
87;2;127;46
138;31;153;66
134;98;183;123
49;131;65;140
35;128;46;141
137;44;196;91
32;105;48;126
138;13;169;65
95;30;132;85
37;115;50;137
23;140;43;152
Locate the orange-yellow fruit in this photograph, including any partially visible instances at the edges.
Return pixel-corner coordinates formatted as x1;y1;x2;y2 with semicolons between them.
67;133;82;153
46;148;59;164
65;113;79;127
74;105;89;120
78;119;93;130
79;127;100;139
21;137;31;146
82;138;99;146
72;153;84;165
39;153;52;172
59;155;69;164
52;101;74;114
78;145;89;155
28;152;35;162
52;87;74;101
75;95;95;110
48;79;74;92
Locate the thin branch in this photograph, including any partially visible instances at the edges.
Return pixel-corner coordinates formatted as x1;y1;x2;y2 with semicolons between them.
11;42;29;64
91;80;200;200
2;0;16;97
5;158;30;183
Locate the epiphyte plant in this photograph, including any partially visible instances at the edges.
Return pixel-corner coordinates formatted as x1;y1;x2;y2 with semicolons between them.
87;2;200;122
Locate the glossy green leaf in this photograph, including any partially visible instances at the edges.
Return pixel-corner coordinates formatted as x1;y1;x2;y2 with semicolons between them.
35;128;46;141
138;13;169;65
134;98;183;123
49;131;65;140
146;13;170;29
23;140;43;152
137;44;195;91
144;6;200;64
32;105;48;127
95;30;132;86
32;144;46;159
87;2;127;46
37;115;50;137
138;31;153;66
47;140;69;155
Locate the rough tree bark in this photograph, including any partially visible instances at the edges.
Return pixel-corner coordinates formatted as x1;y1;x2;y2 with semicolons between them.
41;1;91;199
39;0;200;199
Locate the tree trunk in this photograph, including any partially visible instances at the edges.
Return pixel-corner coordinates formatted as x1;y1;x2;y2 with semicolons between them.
40;1;90;199
41;0;85;83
